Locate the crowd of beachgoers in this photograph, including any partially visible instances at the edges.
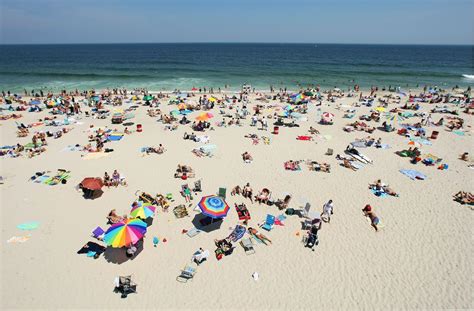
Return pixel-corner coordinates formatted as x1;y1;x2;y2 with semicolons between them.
1;83;472;306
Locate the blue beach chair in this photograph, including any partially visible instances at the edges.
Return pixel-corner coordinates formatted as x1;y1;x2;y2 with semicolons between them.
261;214;275;231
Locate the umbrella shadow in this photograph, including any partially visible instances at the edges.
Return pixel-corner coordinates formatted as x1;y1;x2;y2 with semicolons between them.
82;189;104;200
103;240;144;264
191;214;223;233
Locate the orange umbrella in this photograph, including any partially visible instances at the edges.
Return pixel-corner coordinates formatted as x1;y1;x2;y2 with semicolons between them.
178;103;187;110
196;112;213;121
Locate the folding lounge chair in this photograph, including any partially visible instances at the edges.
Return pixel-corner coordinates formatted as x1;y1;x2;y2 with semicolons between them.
176;264;197;283
114;275;137;298
218;187;226;199
193;179;202;193
261;214;275;231
92;226;105;240
325;148;333;156
240;237;256;255
186;227;202;238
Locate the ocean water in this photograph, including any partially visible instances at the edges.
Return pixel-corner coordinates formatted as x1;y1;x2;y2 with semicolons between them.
0;43;472;92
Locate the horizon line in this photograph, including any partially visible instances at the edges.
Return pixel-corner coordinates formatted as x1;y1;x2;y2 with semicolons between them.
0;42;473;46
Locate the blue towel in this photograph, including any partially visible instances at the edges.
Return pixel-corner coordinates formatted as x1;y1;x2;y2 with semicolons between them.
371;189;388;198
400;169;427;180
86;251;97;257
108;135;123;141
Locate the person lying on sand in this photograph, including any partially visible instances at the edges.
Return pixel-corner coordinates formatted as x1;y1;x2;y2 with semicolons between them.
453;191;474;205
309;126;320;134
107;209;125;224
362;204;380;231
248;227;272;245
369;179;398;196
255;188;271;204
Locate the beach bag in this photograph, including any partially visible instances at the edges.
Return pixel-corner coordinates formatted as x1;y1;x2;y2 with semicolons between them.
285;208;295;215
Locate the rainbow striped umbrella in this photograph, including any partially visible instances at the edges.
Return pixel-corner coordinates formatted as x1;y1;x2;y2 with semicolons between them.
104;218;147;248
197;195;230;219
130;203;156;219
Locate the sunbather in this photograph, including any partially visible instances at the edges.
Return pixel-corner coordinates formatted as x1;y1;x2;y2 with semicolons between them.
362;204;380;231
309;126;320;134
460;152;469;161
276;194;292;210
156;194;170;212
255;188;271;204
231;185;242;196
453;191;474;205
107;209;125;224
248;227;272;245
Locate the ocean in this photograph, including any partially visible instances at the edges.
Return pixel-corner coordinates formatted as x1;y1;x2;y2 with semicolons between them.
0;43;472;92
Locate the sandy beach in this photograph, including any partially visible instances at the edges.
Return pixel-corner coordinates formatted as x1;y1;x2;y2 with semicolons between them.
1;89;473;310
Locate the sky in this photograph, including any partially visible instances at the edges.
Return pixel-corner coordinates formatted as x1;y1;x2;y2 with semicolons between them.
0;0;473;45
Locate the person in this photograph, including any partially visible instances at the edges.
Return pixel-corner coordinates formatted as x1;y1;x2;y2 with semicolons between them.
124;127;131;134
103;172;111;187
112;170;120;187
362;204;380;231
248;227;271;245
191;248;209;265
182;184;192;203
242;151;253;163
156;144;165;154
231;185;242;196
242;183;253;202
460;152;469;161
321;200;333;223
305;223;320;249
126;244;137;257
107;209;124;224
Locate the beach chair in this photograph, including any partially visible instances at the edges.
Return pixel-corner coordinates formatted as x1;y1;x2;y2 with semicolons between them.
193;179;202;193
114;275;137;298
240;238;256;255
430;131;439;140
173;205;189;218
92;226;105;240
325;148;333;156
261;214;275;231
193;250;210;265
303;217;320;230
218;187;226;200
186;227;201;238
176;264;197;283
300;202;312;218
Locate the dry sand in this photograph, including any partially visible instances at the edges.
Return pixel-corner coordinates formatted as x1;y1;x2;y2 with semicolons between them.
1;91;473;310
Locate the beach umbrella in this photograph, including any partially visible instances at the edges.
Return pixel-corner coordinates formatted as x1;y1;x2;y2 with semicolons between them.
374;106;385;112
178;103;187;110
322;112;334;119
303;91;314;96
130;203;156;219
191;87;198;91
143;95;153;101
197;195;230;219
91;96;100;102
385;113;406;124
104;218;147;248
30;100;41;105
196;112;214;121
80;177;103;190
208;97;217;103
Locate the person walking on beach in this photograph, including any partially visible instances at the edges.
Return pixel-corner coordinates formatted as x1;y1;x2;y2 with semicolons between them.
321;199;334;223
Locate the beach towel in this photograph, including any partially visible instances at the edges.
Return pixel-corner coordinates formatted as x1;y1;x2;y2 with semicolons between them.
350;141;367;148
453;130;465;136
61;145;83;152
108;135;123;141
82;152;109;160
371;189;388;198
7;235;31;243
296;135;312;141
410;137;432;146
228;225;246;242
33;175;50;183
400;169;427;180
351;162;365;170
17;222;39;230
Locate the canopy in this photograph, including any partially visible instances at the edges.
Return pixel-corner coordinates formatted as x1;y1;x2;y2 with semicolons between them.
130;203;156;219
80;177;103;190
322;112;334;119
104;218;147;248
197;195;230;219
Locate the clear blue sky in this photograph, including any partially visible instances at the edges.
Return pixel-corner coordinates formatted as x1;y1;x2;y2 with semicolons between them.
1;0;473;44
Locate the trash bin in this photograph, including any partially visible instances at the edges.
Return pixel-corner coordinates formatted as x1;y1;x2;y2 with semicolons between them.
273;126;279;135
137;124;142;132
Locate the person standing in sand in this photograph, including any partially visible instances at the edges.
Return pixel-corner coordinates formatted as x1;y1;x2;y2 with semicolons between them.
321;200;334;223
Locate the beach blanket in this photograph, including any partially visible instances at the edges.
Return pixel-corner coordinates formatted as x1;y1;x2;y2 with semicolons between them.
350;141;367;148
410;137;432;146
400;169;427;180
61;145;83;152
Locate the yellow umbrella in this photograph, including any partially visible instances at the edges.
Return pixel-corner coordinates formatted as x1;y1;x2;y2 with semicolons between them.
196;113;210;121
178;103;187;110
208;97;217;103
375;107;385;112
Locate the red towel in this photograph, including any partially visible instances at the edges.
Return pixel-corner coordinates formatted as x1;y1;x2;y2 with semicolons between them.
296;136;312;141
